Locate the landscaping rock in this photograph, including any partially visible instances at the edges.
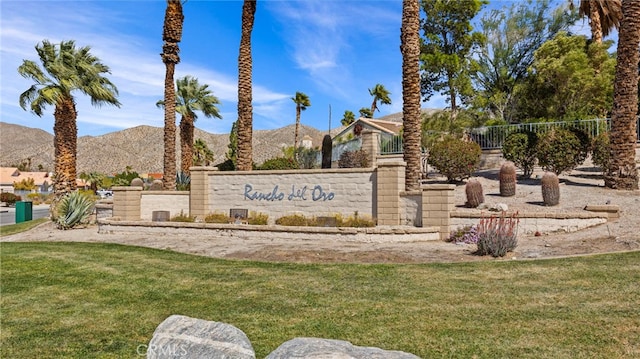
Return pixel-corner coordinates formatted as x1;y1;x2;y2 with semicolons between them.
147;315;255;359
265;337;420;359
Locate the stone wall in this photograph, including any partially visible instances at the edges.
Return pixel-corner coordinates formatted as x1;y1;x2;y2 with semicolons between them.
140;191;189;221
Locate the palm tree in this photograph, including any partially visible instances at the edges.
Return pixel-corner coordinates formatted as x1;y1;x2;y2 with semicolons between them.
18;40;120;200
79;171;105;193
369;83;392;115
193;138;215;166
237;0;257;171
359;107;373;119
160;0;184;189
157;76;222;175
400;0;422;191
292;91;311;150
341;110;356;126
604;0;639;190
572;0;622;44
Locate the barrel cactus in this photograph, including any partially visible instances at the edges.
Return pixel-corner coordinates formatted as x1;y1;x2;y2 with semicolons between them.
541;172;560;206
465;179;484;208
499;161;517;197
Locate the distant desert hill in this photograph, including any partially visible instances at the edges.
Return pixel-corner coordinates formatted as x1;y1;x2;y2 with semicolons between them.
0;122;329;174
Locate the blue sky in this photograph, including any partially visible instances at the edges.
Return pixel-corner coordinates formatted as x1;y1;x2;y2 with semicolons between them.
1;1;593;137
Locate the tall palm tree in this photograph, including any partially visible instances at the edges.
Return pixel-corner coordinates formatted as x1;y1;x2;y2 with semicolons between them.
193;138;215;166
341;110;356;126
237;0;257;171
161;0;184;189
572;0;622;44
604;0;639;190
369;83;392;115
18;40;120;200
157;76;222;175
292;91;311;150
400;0;422;192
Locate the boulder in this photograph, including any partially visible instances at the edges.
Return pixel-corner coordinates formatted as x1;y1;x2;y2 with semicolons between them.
265;337;420;359
147;315;255;359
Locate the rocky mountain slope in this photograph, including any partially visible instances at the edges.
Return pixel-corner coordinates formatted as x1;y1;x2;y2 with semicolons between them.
0;122;331;174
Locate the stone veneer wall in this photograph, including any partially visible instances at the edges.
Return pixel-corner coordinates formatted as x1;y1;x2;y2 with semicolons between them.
190;167;377;225
140;192;190;221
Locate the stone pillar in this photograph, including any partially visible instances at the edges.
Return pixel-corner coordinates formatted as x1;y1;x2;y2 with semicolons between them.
190;166;214;218
360;129;380;167
421;184;455;240
376;161;405;226
112;186;142;221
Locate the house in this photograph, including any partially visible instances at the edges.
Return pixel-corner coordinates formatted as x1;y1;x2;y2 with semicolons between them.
332;117;403;144
0;167;52;193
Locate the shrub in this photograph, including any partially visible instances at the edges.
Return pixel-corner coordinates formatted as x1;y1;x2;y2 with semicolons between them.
113;167;140;186
176;172;190;191
295;147;320;169
536;128;582;174
428;136;481;182
258;157;299;170
1;192;21;205
216;159;236;171
248;211;269;225
447;225;479;244
338;150;370;168
170;210;195;222
204;212;229;224
502;130;537;178
591;132;611;171
55;191;95;230
568;126;592;166
336;211;375;228
476;212;519;257
275;214;311;226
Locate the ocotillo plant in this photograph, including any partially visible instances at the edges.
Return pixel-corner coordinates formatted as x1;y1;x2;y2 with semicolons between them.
541;171;560;206
499;161;517;197
465;179;484;208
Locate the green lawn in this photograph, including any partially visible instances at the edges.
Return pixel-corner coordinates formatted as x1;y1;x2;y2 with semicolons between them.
1;242;639;358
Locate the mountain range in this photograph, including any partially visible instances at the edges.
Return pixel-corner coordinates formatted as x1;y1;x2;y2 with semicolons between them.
0;121;331;174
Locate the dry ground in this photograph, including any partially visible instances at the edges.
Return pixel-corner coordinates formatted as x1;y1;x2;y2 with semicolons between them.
2;164;639;264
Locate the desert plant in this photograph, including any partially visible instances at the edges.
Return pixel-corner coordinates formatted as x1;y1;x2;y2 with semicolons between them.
591;132;611;171
336;211;375;227
465;179;484;208
258;157;299;170
203;212;229;224
247;211;269;225
536;128;582;174
541;172;560;206
567;126;592;166
113;167;140;186
170;210;195;222
176;172;190;191
149;180;163;191
428;136;481;182
338;150;370;168
502;130;537;178
321;134;332;169
476;212;519;257
1;192;22;206
447;225;480;244
55;191;95;230
130;178;144;188
499;162;517;197
295;147;320;169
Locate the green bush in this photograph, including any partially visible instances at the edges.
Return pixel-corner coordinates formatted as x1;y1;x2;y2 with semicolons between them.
1;192;21;205
203;212;229;224
338;150;370;168
170;211;195;222
502;130;538;178
258;157;299;170
591;132;611;171
215;159;236;171
295;147;320;169
428;136;481;182
248;211;269;225
55;191;95;230
536;127;582;174
567;126;592;166
275;214;311;226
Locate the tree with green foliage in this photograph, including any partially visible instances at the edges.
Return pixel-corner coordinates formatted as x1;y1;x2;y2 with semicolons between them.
341;110;356;126
420;0;487;121
79;171;106;192
222;120;239;170
471;0;576;123
18;40;120;201
193;138;214;166
368;84;391;115
359;107;373;119
291;91;310;150
157;75;222;175
515;32;616;121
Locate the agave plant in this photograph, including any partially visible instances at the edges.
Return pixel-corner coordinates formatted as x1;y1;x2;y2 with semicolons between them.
176;171;191;191
55;191;95;230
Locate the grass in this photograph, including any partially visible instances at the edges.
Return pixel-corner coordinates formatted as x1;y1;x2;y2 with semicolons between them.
1;242;639;358
0;217;49;237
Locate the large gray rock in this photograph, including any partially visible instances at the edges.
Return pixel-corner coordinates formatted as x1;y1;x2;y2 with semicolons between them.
265;337;420;359
147;315;255;359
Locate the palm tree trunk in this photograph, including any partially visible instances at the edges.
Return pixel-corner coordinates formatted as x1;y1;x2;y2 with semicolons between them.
401;0;422;191
604;0;639;190
163;61;178;189
237;0;257;171
294;107;301;150
180;114;194;175
53;97;78;198
589;0;604;44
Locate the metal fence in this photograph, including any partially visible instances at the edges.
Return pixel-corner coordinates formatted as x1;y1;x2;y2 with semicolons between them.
332;137;362;162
